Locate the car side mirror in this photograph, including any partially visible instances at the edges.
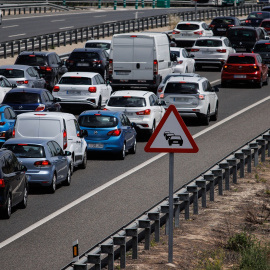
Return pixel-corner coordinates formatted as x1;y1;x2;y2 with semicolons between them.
159;100;166;106
11;84;17;88
20;165;27;172
64;151;72;156
80;129;88;137
189;54;195;58
54;97;61;102
131;122;137;128
212;86;219;92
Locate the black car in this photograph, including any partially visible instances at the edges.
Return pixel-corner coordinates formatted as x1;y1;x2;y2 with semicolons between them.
227;26;269;52
245;11;270;27
2;88;61;114
14;51;68;90
0;149;28;219
65;48;109;79
252;40;270;72
209;16;241;36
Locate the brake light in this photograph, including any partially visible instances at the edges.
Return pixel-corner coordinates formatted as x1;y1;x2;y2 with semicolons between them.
109;59;113;75
254;65;260;70
0;179;5;188
35;104;45;111
16;80;29;85
153;60;158;75
198;94;205;100
246;20;251;24
39;66;52;72
216;49;226;53
194;30;203;35
172;30;180;34
88;86;96;93
228;25;234;27
209;24;214;28
34;160;51;167
53;86;60;92
157;88;163;93
223;65;228;69
136;109;151;115
160;93;164;99
63;130;67;149
0;122;6;126
12;128;15;138
191;48;200;52
107;129;121;136
0;132;6;138
103;108;108;110
93;60;102;64
29;55;35;57
130;35;137;37
177;60;183;64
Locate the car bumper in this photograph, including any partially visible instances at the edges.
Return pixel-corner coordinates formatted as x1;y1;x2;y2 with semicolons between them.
127;116;155;131
222;73;261;83
195;59;226;66
26;170;54;186
57;99;98;109
85;138;124;152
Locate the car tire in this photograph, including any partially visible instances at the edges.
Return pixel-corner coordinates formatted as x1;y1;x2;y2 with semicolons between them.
256;77;263;88
18;183;28;209
49;173;57;194
63;166;71;186
149;121;156;136
129;138;136;154
79;150;87;169
118;143;126;160
210;102;218;121
70;155;74;175
200;107;210;126
1;193;11;219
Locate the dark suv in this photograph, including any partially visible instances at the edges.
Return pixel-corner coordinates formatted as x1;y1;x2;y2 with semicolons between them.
227;26;269;52
252;40;270;72
209;16;241;36
65;48;109;79
0;149;28;219
15;51;68;91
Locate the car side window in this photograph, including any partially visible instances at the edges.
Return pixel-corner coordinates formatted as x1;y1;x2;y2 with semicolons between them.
123;114;131;126
42;92;49;102
49;54;57;65
7;108;16;119
31;67;40;78
52;141;63;156
55;54;61;64
3;78;11;87
182;49;188;58
120;114;127;126
45;91;54;102
27;68;35;77
4;108;11;119
74;120;81;136
152;94;159;105
94;75;101;85
2;153;17;174
98;74;105;84
149;95;156;106
47;141;57;157
257;55;262;63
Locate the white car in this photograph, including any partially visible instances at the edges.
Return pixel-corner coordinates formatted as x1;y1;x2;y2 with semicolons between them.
104;90;165;135
160;76;219;125
190;36;236;70
170;47;196;73
52;72;112;111
0;75;14;103
171;21;213;50
84;39;111;54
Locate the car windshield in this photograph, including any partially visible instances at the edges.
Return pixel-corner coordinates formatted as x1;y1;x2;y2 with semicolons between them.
85;42;110;50
164;82;199;94
69;52;100;60
15;55;47;66
227;56;255;64
254;43;270;52
212;18;234;24
4;92;41;104
248;12;270;19
4;144;45;158
195;39;222;47
59;77;92;85
177;23;199;30
78;115;118;128
227;29;256;40
107;97;146;107
0;69;24;78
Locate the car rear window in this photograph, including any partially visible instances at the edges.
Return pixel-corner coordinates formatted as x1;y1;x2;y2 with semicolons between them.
4;92;41;104
78;115;118;128
170;51;180;57
5;144;45;158
59;77;92;85
254;43;270;52
0;69;24;78
227;29;256;40
85;42;110;50
15;55;47;66
69;52;100;60
248;12;270;19
212;18;234;24
261;21;270;28
107;97;146;107
176;23;199;30
195;39;222;47
227;56;256;64
164;82;199;94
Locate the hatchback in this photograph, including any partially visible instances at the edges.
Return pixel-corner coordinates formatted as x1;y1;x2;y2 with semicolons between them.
0;65;46;89
3;138;72;193
170;47;195;73
221;53;269;88
253;40;270;71
78;110;136;160
65;48;109;79
209;16;241;36
245;11;270;27
0;149;28;219
2;88;61;114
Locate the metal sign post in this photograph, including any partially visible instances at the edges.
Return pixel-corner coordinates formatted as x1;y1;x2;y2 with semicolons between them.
168;152;174;263
195;0;197;20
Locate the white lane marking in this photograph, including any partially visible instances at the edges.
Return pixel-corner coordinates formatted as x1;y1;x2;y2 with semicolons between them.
94;15;106;17
2;25;18;29
211;79;221;85
59;26;74;30
51;19;65;22
1;90;270;249
8;33;26;38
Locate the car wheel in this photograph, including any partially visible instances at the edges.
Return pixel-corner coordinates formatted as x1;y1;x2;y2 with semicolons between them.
149;121;156;136
63;166;71;186
118;143;126;160
79;150;87;169
129;138;136;154
18;184;28;209
210;102;218;121
70;155;74;175
200;107;210;126
256;77;263;88
1;193;11;219
49;173;57;194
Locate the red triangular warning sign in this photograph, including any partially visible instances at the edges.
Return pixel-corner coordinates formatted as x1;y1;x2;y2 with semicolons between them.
144;105;199;153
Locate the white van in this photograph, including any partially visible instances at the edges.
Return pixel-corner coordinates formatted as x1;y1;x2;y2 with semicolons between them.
108;32;173;92
13;112;87;172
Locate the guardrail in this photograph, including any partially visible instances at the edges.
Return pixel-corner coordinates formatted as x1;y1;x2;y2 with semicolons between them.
0;4;264;59
61;127;270;270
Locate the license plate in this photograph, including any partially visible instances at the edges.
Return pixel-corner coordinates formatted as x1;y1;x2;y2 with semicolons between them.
234;75;246;78
66;90;81;95
237;48;246;52
181;33;191;36
217;28;226;31
202;51;212;54
174;97;189;102
125;112;133;116
88;143;104;149
77;63;89;66
116;72;129;75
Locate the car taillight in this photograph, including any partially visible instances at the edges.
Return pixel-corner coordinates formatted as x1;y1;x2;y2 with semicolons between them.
93;60;102;64
253;65;260;70
16;80;29;85
12;128;15;138
0;179;5;188
157;88;163;93
53;86;60;92
63;130;67;150
223;65;228;69
107;129;121;136
228;25;234;27
88;87;96;93
109;59;113;75
177;60;183;64
216;49;226;53
194;30;203;35
40;66;52;72
103;108;108;110
35;104;45;111
34;160;51;167
0;132;6;138
0;122;6;126
246;20;251;24
172;30;180;34
136;109;151;115
159;93;164;99
209;24;214;28
191;48;200;52
198;94;205;100
66;60;74;65
153;60;158;75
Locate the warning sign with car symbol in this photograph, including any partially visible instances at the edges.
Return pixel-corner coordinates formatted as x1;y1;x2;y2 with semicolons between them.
144;105;199;153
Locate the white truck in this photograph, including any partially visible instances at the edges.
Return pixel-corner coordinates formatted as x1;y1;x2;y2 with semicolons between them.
108;32;173;92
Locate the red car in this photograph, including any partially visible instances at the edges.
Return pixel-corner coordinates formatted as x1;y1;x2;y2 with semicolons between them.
221;53;268;88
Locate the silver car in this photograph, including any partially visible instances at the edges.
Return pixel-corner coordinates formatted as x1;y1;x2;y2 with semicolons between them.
0;65;46;89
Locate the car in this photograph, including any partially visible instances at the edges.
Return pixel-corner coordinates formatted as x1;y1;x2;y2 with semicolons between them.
0;65;46;89
14;51;67;90
208;16;241;36
157;73;201;96
170;47;195;73
65;48;109;79
190;36;236;70
245;11;270;27
0;149;28;219
78;110;137;160
0;104;17;147
262;5;270;11
2;138;72;193
221;53;269;88
168;135;183;146
164;131;175;140
171;21;213;50
252;40;270;71
2;88;61;114
104;90;165;136
227;26;269;52
260;18;270;34
52;72;112;112
160;76;219;125
84;39;111;54
0;75;16;103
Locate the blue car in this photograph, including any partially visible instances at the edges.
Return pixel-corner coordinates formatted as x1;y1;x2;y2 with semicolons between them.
2;88;61;114
78;110;137;160
0;104;17;147
2;138;71;193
